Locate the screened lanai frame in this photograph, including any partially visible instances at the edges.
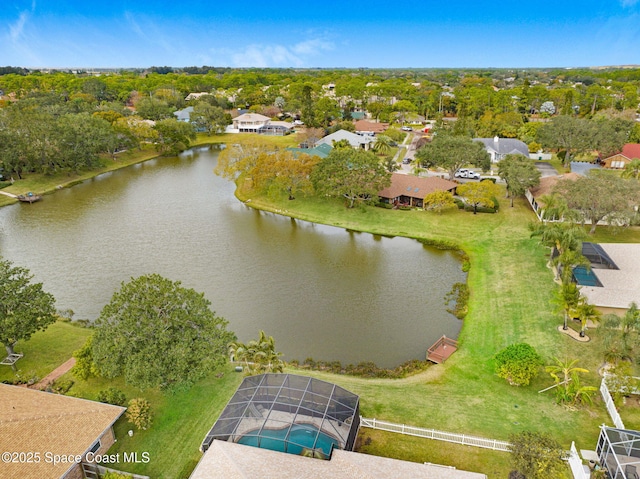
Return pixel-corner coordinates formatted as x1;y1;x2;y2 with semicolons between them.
597;426;640;479
201;374;360;459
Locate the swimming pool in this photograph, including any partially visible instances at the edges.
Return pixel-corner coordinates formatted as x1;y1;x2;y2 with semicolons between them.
237;424;339;458
573;266;602;287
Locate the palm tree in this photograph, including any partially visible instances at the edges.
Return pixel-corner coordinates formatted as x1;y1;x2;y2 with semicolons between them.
373;135;393;156
553;248;591;284
228;330;284;375
538;193;569;223
569;374;597;406
621;158;640;180
546;357;590;404
553;282;581;330
575;299;601;337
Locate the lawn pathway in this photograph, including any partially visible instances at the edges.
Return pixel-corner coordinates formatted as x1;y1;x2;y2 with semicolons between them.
30;357;76;390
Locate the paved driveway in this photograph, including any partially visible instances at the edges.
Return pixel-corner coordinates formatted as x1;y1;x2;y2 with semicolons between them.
535;162;557;177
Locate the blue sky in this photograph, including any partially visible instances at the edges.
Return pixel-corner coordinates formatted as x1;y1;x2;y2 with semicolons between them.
2;0;640;69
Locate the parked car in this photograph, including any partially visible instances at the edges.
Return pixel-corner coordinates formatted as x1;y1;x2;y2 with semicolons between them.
401;126;412;131
402;158;412;164
454;169;480;179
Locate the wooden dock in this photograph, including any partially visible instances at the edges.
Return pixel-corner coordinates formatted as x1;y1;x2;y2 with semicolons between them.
427;336;458;364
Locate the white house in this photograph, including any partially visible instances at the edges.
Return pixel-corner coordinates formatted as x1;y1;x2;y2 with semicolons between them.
474;137;529;163
315;129;374;150
226;113;293;136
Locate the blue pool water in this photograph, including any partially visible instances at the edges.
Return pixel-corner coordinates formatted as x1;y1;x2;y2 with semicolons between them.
237;424;339;458
573;266;601;287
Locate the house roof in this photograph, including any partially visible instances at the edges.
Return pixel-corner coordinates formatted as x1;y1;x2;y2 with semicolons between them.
378;173;458;200
234;113;270;123
0;384;125;479
174;106;194;121
354;120;388;134
528;172;581;201
287;143;332;159
189;439;487;479
622;143;640;160
316;130;373;148
580;243;640;310
474;138;529;157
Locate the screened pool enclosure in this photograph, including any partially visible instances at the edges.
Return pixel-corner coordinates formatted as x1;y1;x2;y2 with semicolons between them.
201;374;360;459
597;426;640;479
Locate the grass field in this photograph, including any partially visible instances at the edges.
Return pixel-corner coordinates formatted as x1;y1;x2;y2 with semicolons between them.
235;185;640;451
3;137;639;478
0;320;91;384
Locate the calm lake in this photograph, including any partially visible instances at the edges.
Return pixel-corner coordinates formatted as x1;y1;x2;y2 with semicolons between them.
0;146;466;367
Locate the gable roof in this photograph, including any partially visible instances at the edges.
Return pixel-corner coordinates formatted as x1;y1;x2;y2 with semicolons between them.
622;143;640;160
0;384;125;479
174;106;195;121
190;439;487;479
354;120;388;134
528;172;581;201
287;143;333;159
316;130;373;148
233;113;270;123
378;173;458;200
474;137;529;157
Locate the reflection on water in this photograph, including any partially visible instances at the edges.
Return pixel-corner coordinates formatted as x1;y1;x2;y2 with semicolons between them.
0;146;466;367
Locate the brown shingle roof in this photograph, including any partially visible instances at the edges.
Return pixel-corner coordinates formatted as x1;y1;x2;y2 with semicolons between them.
0;384;125;479
528;172;581;201
378;173;458;200
354;120;388;133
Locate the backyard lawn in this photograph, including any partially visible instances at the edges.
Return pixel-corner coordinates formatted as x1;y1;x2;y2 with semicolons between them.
3;139;639;478
0;320;90;384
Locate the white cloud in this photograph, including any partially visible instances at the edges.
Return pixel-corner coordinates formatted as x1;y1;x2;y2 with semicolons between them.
227;37;335;67
8;11;29;42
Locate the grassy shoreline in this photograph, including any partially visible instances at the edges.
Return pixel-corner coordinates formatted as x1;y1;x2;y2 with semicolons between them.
4;135;639;478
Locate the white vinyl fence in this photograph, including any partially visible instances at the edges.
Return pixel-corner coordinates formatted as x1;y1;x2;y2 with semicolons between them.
360;417;511;452
567;441;590;479
600;377;625;430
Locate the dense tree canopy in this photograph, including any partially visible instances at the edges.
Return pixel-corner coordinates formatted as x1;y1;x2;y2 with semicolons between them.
497;155;541;207
509;431;567;479
311;148;391;208
0;258;57;357
415;134;490;180
92;274;235;389
553;172;640;233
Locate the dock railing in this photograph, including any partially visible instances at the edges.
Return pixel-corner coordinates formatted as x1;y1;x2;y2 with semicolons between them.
427;335;458;364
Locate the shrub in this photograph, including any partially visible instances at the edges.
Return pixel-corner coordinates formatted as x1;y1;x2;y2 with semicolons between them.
126;398;153;430
495;343;542;386
71;336;100;380
97;387;127;406
49;379;74;394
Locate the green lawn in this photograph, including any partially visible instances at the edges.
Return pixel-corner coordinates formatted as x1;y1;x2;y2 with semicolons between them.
237;186;639;453
4;143;639;478
0;320;91;384
61;365;243;479
357;428;521;479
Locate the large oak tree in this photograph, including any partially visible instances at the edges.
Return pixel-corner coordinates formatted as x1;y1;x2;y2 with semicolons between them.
311;147;391;208
92;274;235;389
414;133;490;180
0;258;56;358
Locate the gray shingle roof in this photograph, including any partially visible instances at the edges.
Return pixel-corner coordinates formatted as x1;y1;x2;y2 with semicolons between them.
474;138;529;157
